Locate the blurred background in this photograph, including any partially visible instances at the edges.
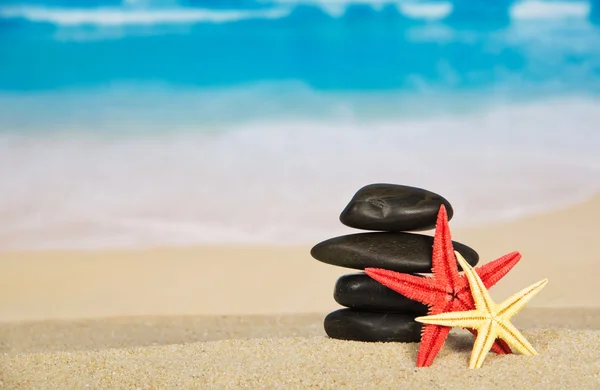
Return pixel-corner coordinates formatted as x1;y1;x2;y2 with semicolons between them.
1;0;599;251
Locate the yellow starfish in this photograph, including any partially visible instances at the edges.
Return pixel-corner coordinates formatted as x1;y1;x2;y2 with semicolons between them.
415;251;548;369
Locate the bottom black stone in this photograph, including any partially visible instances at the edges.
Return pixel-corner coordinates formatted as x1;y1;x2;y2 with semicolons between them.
324;309;422;343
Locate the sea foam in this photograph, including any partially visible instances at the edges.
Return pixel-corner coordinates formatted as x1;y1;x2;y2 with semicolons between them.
0;1;595;27
0;91;598;250
0;6;290;25
511;1;590;20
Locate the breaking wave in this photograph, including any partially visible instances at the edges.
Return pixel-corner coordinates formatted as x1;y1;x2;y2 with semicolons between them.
0;1;596;27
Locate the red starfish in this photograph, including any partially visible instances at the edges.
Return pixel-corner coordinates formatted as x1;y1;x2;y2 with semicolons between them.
365;205;521;367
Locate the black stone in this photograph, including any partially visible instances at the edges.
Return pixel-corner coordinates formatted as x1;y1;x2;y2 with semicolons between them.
324;309;422;342
334;273;428;314
311;232;478;273
339;183;453;232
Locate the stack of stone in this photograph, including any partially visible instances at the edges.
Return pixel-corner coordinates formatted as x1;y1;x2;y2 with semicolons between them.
310;184;480;343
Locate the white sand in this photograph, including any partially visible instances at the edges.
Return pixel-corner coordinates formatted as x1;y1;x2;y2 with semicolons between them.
3;329;600;389
1;195;599;388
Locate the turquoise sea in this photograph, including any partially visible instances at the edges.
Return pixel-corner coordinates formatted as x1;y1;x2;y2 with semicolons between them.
1;0;599;249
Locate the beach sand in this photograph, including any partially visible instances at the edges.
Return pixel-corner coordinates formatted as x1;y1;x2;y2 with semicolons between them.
1;195;599;388
2;328;600;389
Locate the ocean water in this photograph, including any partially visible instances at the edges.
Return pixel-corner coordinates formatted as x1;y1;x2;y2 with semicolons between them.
1;0;599;250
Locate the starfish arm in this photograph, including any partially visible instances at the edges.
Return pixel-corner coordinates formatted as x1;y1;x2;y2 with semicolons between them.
475;251;522;289
490;338;512;355
431;205;461;289
496;279;549;319
415;310;486;330
364;268;445;306
414;297;460;367
416;324;452;367
455;251;496;313
469;320;498;369
496;320;538;356
452;291;475;312
466;329;513;355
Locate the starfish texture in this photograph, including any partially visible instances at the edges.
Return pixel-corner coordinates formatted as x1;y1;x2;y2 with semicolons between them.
365;205;521;367
415;251;548;369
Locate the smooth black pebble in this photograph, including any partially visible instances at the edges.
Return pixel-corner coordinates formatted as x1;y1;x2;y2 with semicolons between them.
339;183;453;232
334;273;428;314
324;309;422;342
311;232;479;273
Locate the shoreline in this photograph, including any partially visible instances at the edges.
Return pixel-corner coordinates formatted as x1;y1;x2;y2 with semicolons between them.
1;187;597;254
1;194;599;322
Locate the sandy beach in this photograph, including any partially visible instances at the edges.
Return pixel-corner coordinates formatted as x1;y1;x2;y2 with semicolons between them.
3;1;600;386
1;195;599;388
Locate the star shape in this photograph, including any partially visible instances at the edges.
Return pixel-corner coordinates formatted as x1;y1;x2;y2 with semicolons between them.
365;205;521;367
415;251;548;369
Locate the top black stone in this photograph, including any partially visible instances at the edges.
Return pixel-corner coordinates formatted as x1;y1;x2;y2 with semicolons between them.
339;183;454;232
